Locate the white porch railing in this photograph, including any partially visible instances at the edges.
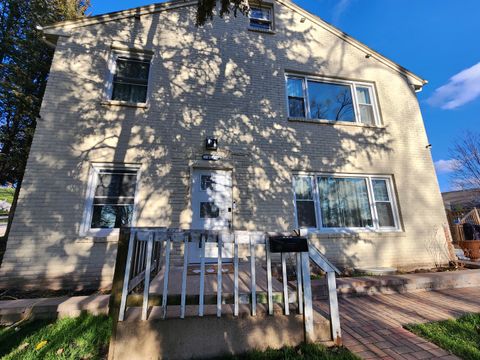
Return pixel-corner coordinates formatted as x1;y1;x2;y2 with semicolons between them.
116;228;341;344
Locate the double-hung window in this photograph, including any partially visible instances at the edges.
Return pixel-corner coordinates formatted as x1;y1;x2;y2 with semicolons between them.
293;174;399;231
249;6;273;31
83;165;140;235
286;75;380;125
293;176;317;228
111;57;151;103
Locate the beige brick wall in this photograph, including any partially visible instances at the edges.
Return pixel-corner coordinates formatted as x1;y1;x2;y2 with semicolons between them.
0;1;450;290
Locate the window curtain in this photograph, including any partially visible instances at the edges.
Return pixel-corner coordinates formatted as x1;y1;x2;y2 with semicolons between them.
318;177;373;228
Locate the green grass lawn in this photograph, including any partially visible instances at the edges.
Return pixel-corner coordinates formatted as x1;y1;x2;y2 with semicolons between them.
211;343;359;360
0;187;13;220
0;314;112;360
405;313;480;360
0;187;14;205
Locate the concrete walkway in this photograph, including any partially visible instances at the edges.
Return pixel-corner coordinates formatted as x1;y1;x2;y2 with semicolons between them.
2;277;480;359
315;287;480;359
0;294;109;324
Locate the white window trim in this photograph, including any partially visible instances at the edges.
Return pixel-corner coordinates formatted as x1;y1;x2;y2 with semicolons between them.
80;163;141;237
292;172;401;234
285;74;382;126
104;49;153;107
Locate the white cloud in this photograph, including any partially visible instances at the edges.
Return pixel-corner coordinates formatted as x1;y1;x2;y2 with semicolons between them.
434;159;459;174
332;0;352;25
427;62;480;110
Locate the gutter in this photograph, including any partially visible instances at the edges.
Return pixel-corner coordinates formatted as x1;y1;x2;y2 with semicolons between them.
36;25;71;49
36;25;56;49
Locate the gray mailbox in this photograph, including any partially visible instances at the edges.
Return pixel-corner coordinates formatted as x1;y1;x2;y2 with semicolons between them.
269;236;308;253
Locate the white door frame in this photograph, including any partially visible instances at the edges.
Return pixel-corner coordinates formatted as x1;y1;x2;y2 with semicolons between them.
189;168;233;263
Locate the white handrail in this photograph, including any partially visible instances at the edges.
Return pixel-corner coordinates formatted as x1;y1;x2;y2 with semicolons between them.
307;241;342;345
117;228;342;345
308;244;341;274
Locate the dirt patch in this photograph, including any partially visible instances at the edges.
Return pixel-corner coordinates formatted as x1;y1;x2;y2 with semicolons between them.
338;263;465;278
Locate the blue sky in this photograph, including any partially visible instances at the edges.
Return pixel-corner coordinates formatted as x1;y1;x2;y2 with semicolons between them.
90;0;480;192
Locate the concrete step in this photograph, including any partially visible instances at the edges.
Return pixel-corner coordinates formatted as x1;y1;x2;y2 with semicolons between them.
307;269;480;298
112;308;331;360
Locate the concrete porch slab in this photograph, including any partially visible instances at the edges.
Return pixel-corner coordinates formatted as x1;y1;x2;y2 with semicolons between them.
148;262;285;295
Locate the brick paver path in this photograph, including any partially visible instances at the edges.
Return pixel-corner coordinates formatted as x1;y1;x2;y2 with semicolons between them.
315;287;480;359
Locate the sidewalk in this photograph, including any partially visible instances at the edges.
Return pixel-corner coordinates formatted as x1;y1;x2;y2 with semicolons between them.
315;287;480;359
0;294;109;324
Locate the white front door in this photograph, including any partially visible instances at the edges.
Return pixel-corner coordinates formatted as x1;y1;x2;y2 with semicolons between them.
189;169;233;263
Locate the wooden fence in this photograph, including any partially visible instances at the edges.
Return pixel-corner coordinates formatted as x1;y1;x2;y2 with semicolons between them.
446;208;480;243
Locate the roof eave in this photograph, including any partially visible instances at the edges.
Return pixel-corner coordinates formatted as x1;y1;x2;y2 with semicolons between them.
41;0;427;85
277;0;428;86
42;0;196;31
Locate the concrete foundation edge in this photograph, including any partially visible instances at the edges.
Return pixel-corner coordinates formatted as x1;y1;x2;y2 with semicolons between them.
111;315;331;360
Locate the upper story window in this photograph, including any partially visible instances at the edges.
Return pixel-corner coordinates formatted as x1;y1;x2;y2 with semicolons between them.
111;57;151;103
286;75;381;126
249;5;273;31
293;174;399;231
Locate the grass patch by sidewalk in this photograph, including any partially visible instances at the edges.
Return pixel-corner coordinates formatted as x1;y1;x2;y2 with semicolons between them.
209;343;359;360
405;313;480;360
0;188;14;204
0;314;112;359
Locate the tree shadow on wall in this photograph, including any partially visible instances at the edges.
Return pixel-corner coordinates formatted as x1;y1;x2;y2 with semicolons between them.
1;2;440;312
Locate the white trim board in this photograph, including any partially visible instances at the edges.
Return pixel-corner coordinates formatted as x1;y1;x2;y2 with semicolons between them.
292;172;402;234
80;163;142;238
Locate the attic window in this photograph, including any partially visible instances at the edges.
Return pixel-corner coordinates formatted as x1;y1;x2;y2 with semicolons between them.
249;6;273;31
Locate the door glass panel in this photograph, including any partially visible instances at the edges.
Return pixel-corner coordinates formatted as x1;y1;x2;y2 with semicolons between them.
200;202;220;218
201;175;214;191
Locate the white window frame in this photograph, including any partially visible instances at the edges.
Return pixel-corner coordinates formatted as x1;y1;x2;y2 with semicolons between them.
248;4;274;31
285;74;382;126
105;50;153;105
292;173;400;233
80;163;141;237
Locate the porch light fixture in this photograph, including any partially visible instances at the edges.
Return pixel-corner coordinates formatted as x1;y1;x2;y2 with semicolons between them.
205;137;218;151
